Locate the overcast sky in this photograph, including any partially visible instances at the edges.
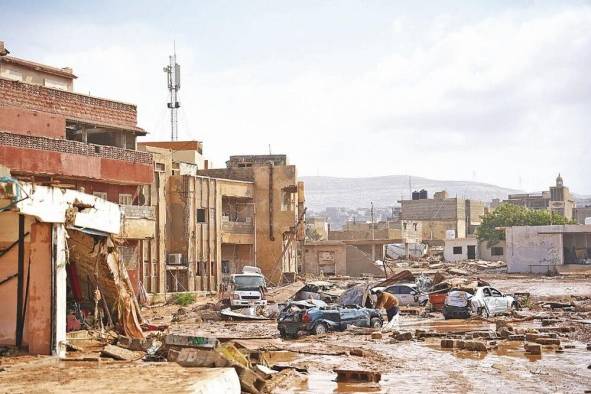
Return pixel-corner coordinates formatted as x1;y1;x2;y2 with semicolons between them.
3;0;591;194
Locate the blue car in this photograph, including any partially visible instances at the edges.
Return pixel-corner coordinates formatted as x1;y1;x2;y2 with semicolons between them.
277;302;383;339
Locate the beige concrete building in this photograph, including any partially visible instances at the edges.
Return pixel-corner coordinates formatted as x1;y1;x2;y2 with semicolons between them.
505;174;575;220
0;42;75;92
305;216;329;241
400;191;485;242
303;239;393;277
200;154;305;285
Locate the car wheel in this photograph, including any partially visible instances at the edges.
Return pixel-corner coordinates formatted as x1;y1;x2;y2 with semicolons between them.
370;317;382;328
313;323;328;335
478;307;490;318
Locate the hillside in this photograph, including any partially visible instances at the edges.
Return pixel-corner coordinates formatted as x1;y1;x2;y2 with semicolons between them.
300;175;521;211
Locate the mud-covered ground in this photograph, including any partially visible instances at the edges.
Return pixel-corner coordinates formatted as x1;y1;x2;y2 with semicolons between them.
1;274;590;393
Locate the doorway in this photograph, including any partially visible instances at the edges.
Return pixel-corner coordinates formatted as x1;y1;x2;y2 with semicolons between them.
467;245;476;260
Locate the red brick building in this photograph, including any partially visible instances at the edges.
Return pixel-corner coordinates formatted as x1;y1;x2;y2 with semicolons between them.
0;41;155;311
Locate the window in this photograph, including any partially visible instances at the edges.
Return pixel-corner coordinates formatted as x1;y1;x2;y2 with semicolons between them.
413;223;417;231
453;246;463;255
155;163;166;172
483;288;491;297
491;247;504;256
196;208;207;223
93;192;108;200
403;222;407;230
490;288;503;297
221;261;230;274
281;191;294;211
119;193;133;205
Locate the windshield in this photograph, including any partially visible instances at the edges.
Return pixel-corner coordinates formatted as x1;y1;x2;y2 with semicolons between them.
234;275;265;289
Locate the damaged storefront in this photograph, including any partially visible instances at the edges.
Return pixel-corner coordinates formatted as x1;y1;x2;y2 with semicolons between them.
0;178;143;356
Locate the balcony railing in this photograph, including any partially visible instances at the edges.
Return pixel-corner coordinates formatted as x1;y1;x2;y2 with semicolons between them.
0;131;153;165
222;221;254;234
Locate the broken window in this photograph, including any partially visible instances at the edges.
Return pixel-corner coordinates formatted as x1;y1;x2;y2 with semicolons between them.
119;194;133;205
453;246;462;255
491;247;504;256
281;191;295;212
196;208;207;223
93;191;108;200
221;261;230;274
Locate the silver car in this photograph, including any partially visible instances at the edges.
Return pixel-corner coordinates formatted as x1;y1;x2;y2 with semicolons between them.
470;286;517;317
382;283;428;306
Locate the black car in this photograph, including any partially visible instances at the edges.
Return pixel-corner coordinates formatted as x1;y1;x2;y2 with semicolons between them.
277;302;383;339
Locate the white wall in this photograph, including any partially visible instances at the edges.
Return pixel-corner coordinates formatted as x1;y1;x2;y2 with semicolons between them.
443;238;478;262
505;226;563;273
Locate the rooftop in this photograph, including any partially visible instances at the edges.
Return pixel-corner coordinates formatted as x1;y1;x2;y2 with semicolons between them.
0;56;77;79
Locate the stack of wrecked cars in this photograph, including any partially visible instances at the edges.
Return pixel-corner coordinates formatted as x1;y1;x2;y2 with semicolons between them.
436;278;518;319
277;282;383;338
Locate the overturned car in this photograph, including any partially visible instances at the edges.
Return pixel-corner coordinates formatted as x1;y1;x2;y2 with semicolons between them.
277;299;383;339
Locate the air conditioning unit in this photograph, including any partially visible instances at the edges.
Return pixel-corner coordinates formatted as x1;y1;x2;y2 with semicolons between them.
167;253;183;265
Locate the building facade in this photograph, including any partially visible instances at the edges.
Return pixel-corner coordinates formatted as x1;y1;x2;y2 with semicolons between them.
400;190;485;242
504;174;575;220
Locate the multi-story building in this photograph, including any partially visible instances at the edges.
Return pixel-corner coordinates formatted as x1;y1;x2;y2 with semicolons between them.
400;190;485;242
504;174;575;220
200;155;305;285
0;41;152;354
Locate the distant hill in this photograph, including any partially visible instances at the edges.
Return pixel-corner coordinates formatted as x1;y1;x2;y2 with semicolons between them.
299;175;521;211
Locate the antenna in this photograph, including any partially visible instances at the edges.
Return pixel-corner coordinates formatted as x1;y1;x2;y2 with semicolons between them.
164;42;181;140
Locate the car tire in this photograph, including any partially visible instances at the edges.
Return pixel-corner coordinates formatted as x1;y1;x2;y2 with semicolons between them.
313;323;328;335
370;318;382;328
478;307;490;318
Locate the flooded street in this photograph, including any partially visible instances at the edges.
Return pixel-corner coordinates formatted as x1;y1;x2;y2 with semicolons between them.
1;275;590;393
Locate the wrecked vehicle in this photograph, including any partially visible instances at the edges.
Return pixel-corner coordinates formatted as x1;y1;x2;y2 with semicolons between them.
442;290;473;319
277;304;382;339
293;281;341;303
220;266;267;308
471;286;517;317
443;286;517;319
378;283;428;306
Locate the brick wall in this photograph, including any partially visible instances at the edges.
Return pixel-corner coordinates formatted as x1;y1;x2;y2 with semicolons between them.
0;78;137;129
0;107;65;138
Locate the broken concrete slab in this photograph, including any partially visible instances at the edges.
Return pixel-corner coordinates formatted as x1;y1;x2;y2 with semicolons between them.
334;369;381;383
100;344;144;361
524;343;542;355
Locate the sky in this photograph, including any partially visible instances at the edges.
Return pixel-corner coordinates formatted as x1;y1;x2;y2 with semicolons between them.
2;0;591;194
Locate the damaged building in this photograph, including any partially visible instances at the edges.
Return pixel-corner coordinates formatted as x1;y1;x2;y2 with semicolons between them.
0;43;151;354
505;224;591;273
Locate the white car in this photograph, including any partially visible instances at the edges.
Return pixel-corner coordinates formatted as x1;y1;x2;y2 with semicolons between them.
382;283;428;306
469;286;516;317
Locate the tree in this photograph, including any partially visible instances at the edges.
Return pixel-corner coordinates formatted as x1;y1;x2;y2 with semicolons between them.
476;203;574;247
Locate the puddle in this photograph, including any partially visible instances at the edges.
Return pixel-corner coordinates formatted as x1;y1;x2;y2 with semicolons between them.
265;350;299;363
288;372;382;393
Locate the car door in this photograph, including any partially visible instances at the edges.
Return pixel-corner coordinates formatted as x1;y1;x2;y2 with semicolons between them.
489;287;506;314
400;285;417;306
481;287;497;315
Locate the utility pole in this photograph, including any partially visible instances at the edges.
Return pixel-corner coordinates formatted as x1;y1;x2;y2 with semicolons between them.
370;201;376;261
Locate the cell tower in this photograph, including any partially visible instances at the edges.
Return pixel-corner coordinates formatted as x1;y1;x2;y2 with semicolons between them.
163;44;181;140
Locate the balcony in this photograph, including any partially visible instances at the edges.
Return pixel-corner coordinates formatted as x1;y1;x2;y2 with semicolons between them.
222;221;254;234
0;131;153;185
221;218;254;244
